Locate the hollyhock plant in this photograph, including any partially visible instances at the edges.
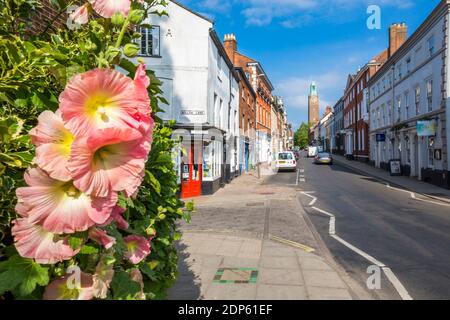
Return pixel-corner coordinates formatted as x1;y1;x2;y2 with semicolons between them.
129;268;146;300
29;110;74;182
124;235;151;264
15;167;117;234
59;68;151;138
43;272;94;300
11;218;78;264
69;127;151;198
89;227;116;249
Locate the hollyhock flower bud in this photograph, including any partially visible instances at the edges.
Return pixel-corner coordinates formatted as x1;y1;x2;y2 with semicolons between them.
43;272;94;300
124;43;140;57
128;9;145;24
129;268;146;300
89;227;116;249
111;12;125;26
69;4;89;26
124;235;151;264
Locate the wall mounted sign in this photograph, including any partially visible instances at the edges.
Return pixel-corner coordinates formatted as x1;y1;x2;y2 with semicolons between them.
376;133;386;142
181;110;205;116
389;159;402;176
417;120;437;137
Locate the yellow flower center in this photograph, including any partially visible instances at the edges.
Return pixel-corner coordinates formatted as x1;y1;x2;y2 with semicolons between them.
85;93;114;123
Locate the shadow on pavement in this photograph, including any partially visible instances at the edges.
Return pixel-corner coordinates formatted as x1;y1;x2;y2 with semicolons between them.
167;242;201;300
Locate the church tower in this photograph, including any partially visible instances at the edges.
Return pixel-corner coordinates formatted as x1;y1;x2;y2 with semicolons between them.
308;82;319;126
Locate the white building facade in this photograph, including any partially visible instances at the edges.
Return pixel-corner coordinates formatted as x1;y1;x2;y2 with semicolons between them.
369;3;450;189
139;0;240;197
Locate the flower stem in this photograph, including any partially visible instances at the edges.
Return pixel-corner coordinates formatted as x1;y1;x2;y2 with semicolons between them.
115;18;131;49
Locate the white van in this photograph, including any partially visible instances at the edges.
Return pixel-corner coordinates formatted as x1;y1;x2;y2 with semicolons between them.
308;146;318;158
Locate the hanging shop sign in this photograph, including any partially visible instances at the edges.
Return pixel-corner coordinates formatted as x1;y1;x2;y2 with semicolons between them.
417;120;437;137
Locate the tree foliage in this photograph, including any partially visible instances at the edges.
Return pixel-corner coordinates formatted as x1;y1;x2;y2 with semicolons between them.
294;122;310;149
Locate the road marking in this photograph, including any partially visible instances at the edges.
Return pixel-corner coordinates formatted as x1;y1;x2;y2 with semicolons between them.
309;201;413;300
301;191;317;206
296;169;300;186
386;183;450;207
269;234;315;253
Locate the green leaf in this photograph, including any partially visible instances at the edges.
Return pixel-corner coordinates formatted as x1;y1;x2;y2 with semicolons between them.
68;235;84;250
0;255;49;297
111;270;141;300
79;245;99;255
145;170;161;195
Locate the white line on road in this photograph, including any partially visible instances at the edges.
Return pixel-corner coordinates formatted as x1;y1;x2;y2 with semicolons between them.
296;169;300;186
301;191;317;206
386;183;450;207
308;200;413;300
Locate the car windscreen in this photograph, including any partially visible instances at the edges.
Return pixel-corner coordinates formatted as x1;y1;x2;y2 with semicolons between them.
318;153;330;158
278;153;293;160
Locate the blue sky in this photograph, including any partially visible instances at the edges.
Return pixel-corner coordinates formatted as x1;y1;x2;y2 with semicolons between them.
178;0;440;128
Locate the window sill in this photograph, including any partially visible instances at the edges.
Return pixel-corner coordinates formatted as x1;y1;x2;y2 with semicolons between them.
137;55;162;58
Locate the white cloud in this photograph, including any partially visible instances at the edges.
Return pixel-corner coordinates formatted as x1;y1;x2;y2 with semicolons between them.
179;0;416;28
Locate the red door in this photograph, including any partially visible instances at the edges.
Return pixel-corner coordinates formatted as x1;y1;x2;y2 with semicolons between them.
181;143;202;198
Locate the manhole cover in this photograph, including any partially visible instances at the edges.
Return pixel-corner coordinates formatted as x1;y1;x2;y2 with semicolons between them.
213;268;259;284
246;202;264;207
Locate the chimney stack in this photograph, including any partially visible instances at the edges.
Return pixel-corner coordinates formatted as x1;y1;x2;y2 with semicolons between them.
325;106;332;116
223;34;237;64
389;23;407;58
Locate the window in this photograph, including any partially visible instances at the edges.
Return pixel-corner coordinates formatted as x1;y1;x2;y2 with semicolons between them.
415;86;421;115
404;91;409;119
428;36;435;57
406;57;411;73
387;101;392;125
219;99;223;128
397;63;402;80
139;26;161;56
427;79;433;112
397;96;401;122
405;135;411;164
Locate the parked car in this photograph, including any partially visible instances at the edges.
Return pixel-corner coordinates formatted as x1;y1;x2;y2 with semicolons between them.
276;152;297;172
314;152;333;165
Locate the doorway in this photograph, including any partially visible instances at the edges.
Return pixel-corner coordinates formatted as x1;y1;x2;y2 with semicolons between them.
181;142;202;199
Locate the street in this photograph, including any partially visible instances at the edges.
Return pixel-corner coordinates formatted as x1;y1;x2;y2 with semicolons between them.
265;152;450;300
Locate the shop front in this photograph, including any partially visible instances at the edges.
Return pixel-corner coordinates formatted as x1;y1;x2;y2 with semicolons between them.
173;127;225;199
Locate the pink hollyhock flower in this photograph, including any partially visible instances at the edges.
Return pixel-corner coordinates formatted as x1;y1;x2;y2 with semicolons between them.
11;218;78;264
29;110;74;182
124;235;151;264
43;272;94;300
59;68;151;138
15;167;117;234
129;268;146;300
89;227;116;249
69;127;151;198
90;0;131;18
69;4;89;25
101;206;129;230
93;259;115;299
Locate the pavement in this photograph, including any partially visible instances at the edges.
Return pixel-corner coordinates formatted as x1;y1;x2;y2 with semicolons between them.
169;173;364;300
332;154;450;204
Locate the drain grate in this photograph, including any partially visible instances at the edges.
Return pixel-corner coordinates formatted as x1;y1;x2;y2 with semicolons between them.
213;268;259;284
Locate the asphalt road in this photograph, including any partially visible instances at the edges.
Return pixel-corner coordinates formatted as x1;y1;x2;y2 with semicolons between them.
264;152;450;300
